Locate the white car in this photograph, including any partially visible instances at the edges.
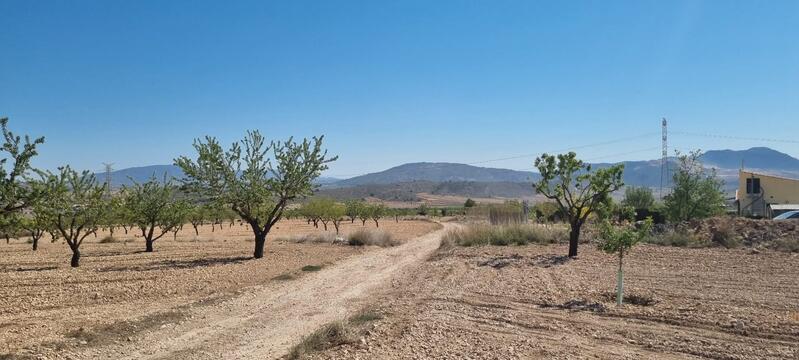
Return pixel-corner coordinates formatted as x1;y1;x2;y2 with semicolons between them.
773;211;799;220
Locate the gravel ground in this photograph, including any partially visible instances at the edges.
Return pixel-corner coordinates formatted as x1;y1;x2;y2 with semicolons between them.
0;219;440;358
311;242;799;359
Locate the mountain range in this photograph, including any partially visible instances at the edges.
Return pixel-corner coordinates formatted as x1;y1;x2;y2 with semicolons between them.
99;147;799;199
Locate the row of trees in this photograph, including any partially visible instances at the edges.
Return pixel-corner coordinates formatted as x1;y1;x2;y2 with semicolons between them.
1;119;337;266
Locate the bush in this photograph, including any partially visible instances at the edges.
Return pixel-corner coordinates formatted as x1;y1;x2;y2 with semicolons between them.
281;232;337;244
347;228;398;247
99;235;118;244
645;229;709;248
772;237;799;252
440;224;567;248
710;220;740;249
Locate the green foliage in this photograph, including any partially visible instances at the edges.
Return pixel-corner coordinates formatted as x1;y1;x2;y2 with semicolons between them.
175;131;336;258
417;203;428;216
598;218;652;256
344;200;364;223
663;150;725;222
598;218;653;306
464;198;476;208
622;186;655;210
532;202;560;222
534;152;625;257
37;167;106;267
0;118;45;216
123;176;190;252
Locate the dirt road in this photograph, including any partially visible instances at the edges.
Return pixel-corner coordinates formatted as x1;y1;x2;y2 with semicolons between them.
71;223;454;359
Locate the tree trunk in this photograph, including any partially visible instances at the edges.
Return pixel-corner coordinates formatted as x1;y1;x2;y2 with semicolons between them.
145;238;154;252
616;250;624;306
322;222;328;231
361;219;366;226
568;223;581;257
71;248;80;268
193;225;199;236
253;232;266;259
374;219;379;227
32;237;39;251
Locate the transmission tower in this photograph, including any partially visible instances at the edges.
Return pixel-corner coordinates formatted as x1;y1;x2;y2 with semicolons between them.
659;118;668;198
102;162;114;196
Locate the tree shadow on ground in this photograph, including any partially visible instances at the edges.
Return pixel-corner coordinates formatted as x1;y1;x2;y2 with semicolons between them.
96;256;251;272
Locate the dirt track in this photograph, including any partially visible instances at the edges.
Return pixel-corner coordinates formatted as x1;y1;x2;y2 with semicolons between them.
62;223;453;359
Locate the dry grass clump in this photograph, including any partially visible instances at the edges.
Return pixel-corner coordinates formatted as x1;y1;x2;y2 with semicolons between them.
710;220;740;249
98;235;118;244
286;309;383;359
347;228;399;247
440;224;567;248
645;229;710;248
280;232;337;244
772;236;799;252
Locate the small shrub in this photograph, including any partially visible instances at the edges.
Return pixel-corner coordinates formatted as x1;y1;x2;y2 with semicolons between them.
710;220;740;249
772;237;799;252
98;236;118;244
347;229;398;247
301;265;323;272
280;232;337;244
645;230;709;248
287;322;353;360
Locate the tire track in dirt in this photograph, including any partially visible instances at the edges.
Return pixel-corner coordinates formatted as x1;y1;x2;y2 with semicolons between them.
74;223;456;360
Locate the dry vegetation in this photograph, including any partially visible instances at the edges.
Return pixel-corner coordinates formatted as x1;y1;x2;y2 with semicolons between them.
0;219;440;357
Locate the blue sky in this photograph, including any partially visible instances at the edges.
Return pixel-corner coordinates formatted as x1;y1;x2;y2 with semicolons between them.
2;0;798;178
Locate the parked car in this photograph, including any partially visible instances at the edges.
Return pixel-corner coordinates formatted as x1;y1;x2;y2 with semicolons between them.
773;210;799;220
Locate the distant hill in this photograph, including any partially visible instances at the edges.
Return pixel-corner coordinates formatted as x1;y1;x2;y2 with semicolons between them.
701;147;799;172
104;147;799;198
335;162;538;186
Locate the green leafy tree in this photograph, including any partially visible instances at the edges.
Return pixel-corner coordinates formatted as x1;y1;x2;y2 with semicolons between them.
39;167;106;267
464;198;476;208
187;204;207;236
534;152;625;257
598;218;653;305
368;203;386;227
175;131;336;259
417;203;429;216
0;118;45;216
327;202;346;234
124;176;189;252
345;199;364;224
622;186;655;210
664;150;725;222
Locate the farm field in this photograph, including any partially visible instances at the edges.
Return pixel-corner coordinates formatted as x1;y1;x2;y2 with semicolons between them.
0;219;441;358
310;242;799;359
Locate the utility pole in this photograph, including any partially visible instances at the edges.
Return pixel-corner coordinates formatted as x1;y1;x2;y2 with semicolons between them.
660;118;668;199
102;162;114;197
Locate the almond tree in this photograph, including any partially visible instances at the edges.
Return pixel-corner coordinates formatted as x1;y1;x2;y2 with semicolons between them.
124;177;189;252
39;167;106;267
599;218;652;305
369;203;386;227
0;118;45;216
534;152;624;257
175;131;336;259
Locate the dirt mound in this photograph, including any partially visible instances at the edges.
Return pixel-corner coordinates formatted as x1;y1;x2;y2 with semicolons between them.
679;216;799;249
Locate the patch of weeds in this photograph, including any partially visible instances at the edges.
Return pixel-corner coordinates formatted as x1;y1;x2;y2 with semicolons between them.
440;224;567;248
772;237;799;252
347;229;398;247
287;309;383;360
540;299;606;313
301;265;323;272
287;322;353;360
98;235;118;244
601;292;658;306
478;254;523;269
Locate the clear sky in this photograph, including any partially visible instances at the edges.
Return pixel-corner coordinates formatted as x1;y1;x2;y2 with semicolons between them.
2;1;798;178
